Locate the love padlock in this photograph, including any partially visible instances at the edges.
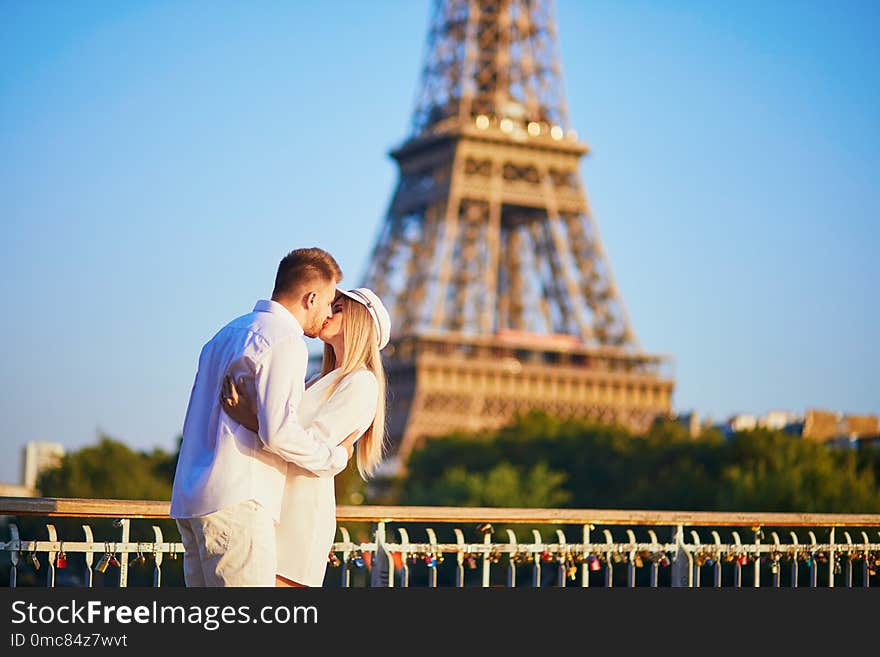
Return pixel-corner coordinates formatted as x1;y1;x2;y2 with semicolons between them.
56;552;67;569
587;555;601;572
95;553;111;574
737;555;749;566
540;550;552;563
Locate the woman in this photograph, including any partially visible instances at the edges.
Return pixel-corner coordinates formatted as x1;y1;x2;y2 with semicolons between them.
220;287;390;587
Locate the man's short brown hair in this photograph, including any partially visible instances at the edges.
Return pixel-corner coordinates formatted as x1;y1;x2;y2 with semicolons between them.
272;247;343;298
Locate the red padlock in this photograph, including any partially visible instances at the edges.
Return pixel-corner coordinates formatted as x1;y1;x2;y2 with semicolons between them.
588;555;601;571
738;554;749;566
56;552;67;569
541;550;552;563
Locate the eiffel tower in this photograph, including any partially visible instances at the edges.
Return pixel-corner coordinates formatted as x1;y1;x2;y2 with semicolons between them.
363;0;675;467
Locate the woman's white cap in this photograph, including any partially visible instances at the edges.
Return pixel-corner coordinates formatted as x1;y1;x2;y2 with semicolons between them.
336;287;391;350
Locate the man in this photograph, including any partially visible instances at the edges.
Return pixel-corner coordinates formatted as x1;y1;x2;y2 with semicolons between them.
170;247;358;586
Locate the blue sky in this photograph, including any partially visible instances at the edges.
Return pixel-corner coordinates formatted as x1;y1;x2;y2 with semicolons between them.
1;0;877;484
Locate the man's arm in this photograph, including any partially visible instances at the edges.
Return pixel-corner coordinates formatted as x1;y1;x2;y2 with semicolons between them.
253;337;349;477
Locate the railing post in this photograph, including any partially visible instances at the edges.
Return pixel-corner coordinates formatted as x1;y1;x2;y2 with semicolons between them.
690;530;701;588
789;532;799;588
151;526;164;587
581;524;592;588
453;528;465;587
627;530;637;588
603;529;614;588
753;526;762;588
711;531;722;587
556;530;568;588
9;524;20;588
82;525;94;588
397;528;411;588
648;530;660;588
828;527;835;588
46;524;58;588
506;529;518;588
370;521;392;588
770;532;782;588
115;518;130;588
531;529;542;587
338;527;352;588
842;531;853;588
808;531;818;588
671;524;692;587
732;531;743;588
482;528;492;588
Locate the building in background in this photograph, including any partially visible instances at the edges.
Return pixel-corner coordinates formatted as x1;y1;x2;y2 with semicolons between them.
759;410;800;431
709;408;878;445
727;414;758;433
20;441;65;491
363;0;674;469
802;409;879;442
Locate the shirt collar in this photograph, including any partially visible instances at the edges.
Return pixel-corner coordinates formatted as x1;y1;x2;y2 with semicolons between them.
253;299;303;336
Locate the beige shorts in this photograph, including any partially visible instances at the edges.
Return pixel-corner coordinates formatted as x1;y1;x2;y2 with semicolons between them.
176;499;275;587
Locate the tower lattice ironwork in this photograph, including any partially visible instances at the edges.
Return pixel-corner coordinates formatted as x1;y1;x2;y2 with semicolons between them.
362;0;675;468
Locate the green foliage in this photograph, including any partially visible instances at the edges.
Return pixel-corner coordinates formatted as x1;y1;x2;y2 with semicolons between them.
717;430;879;512
5;434;184;587
405;461;571;508
395;412;880;513
36;435;176;500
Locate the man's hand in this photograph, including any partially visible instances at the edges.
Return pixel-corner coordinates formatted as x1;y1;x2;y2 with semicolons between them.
221;375;259;433
339;430;359;460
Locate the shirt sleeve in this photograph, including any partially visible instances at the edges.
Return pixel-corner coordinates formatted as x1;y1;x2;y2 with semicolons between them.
253;337;348;477
305;370;379;448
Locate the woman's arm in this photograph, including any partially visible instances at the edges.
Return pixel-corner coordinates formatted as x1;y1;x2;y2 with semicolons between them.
303;370;378;447
221;372;371;449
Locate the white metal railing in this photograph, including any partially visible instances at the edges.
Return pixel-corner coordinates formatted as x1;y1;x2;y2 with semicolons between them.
2;497;879;588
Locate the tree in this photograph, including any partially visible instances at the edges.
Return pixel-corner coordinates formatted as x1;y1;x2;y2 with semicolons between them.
36;435;176;500
394;412;880;513
7;435;183;587
717;430;880;512
404;461;571;508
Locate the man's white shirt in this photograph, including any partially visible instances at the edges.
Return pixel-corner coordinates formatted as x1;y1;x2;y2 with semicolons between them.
170;299;348;522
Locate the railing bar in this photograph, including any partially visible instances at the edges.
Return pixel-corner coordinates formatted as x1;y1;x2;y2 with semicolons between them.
4;498;880;527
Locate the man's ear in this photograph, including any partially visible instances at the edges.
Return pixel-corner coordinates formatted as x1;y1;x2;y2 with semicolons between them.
303;291;317;308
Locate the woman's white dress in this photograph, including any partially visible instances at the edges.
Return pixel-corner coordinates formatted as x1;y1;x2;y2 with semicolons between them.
275;367;378;586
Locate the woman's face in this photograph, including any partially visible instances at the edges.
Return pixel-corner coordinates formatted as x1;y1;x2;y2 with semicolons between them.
318;294;345;343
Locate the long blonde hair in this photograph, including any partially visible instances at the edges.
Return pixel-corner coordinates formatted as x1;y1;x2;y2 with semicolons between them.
321;295;387;479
